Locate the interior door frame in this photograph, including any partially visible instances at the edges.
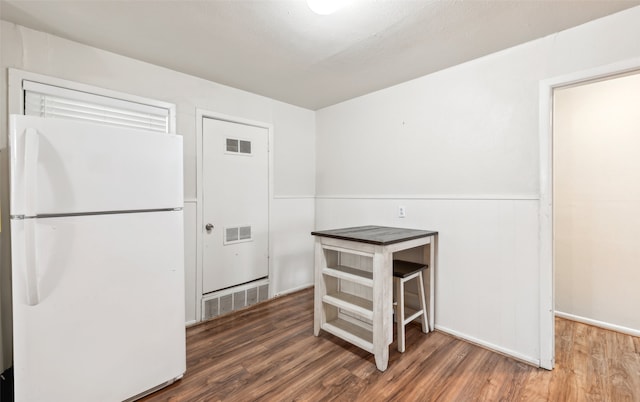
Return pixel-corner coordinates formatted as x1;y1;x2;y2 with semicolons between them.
538;56;640;370
195;109;274;322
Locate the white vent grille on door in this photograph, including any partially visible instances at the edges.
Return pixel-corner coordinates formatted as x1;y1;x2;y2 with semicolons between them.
225;227;239;242
239;140;251;154
226;138;238;153
224;225;252;245
225;138;252;155
239;226;251;240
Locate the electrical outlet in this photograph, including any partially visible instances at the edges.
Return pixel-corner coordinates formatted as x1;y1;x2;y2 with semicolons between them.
398;206;406;218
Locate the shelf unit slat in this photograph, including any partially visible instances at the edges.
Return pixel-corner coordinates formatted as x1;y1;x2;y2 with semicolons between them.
322;318;374;353
323;292;373;320
323;265;373;287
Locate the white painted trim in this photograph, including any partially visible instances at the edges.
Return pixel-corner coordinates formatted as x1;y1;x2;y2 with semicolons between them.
195;108;275;322
538;57;640;371
538;78;555;371
273;195;316;199
8;69;23;116
8;68;177;133
555;311;640;338
315;194;540;201
274;283;314;297
195;110;205;322
436;325;539;367
183;199;197;204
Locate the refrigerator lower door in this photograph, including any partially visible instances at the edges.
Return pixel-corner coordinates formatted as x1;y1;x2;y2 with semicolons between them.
11;211;185;402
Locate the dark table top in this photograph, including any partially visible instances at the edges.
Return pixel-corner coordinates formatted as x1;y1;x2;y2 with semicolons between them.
311;225;437;245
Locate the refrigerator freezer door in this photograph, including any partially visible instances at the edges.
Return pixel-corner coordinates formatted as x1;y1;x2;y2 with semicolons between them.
9;115;183;217
11;211;186;402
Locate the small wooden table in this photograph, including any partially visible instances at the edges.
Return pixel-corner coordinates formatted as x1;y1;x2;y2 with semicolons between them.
311;226;438;371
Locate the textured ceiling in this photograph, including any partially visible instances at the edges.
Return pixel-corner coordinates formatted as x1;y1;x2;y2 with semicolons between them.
1;0;638;110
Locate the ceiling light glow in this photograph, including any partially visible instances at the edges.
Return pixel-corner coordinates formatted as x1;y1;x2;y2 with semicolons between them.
307;0;348;15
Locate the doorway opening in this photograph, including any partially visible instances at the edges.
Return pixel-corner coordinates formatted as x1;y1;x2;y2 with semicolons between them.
553;71;640;336
539;58;640;370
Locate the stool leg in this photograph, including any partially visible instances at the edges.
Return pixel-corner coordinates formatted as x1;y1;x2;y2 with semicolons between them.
417;271;429;333
396;277;406;353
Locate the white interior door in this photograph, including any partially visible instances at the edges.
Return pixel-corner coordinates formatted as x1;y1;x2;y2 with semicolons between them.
202;117;269;294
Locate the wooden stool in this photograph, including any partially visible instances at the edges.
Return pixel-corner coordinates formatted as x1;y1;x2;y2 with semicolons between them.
393;260;429;353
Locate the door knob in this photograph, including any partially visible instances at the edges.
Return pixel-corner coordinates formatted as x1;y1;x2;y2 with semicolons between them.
205;223;214;233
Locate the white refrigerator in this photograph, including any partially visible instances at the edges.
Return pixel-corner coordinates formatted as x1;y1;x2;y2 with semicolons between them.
9;115;186;401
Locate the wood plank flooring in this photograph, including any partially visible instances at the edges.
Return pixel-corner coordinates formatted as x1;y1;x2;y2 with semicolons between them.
141;288;640;401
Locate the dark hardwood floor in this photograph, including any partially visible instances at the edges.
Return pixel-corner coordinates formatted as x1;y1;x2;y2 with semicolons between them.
141;288;640;401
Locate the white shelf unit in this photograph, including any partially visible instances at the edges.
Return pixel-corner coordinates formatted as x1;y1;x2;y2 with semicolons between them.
317;245;376;353
312;228;436;372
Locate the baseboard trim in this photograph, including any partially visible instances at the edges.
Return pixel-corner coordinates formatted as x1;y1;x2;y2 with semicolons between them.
315;194;540;201
275;283;314;297
555;311;640;337
273;195;315;200
435;325;540;367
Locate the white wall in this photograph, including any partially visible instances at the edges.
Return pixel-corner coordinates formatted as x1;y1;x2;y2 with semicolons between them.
0;20;316;370
315;6;640;365
554;73;640;335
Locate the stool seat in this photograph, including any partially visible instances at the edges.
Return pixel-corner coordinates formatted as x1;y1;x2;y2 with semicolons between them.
393;260;428;278
393;259;430;353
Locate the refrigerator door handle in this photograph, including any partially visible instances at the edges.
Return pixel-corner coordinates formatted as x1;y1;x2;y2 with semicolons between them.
22;127;41;305
24;219;40;306
24;128;40;217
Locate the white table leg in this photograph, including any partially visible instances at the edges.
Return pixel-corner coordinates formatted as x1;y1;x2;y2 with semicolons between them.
372;248;392;371
313;239;323;336
429;235;437;331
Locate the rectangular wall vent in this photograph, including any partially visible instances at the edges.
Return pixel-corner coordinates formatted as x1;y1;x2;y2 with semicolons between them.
247;287;258;305
202;281;269;321
258;284;269;303
219;294;233;316
203;297;218;319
